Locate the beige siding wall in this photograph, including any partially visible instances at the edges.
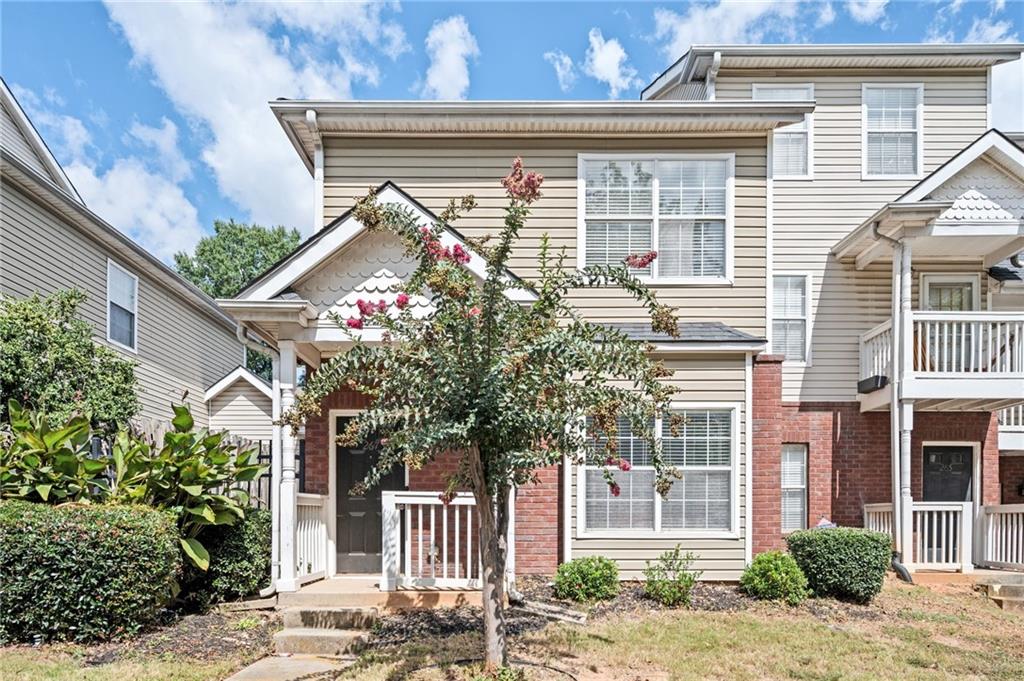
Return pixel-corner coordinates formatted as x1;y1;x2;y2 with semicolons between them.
569;354;749;580
323;136;768;338
209;382;273;441
0;182;242;426
716;69;990;400
1;101;49;179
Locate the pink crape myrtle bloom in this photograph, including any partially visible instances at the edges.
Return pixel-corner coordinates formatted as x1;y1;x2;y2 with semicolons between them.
346;317;363;330
501;157;543;204
395;292;411;309
468;306;481;317
609;483;622;497
624;251;658;269
618;458;632;472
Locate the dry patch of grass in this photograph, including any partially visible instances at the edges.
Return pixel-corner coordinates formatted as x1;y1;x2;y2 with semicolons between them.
0;648;239;681
347;579;1024;681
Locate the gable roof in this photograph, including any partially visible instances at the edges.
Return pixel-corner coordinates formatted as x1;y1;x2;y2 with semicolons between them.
897;129;1024;204
234;181;536;303
203;366;273;402
0;77;82;202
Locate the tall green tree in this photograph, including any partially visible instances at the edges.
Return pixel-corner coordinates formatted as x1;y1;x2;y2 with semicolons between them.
0;289;137;431
174;220;301;380
283;159;679;669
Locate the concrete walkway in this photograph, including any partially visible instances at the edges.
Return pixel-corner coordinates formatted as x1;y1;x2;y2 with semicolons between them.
226;654;353;681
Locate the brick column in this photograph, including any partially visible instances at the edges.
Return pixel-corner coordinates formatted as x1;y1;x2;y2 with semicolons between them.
752;354;784;554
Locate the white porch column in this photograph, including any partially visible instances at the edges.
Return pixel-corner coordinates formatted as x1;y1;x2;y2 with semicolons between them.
889;244;903;554
277;340;300;592
270;353;282;584
897;240;916;564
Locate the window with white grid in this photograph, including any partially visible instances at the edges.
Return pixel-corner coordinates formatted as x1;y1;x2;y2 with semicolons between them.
863;85;922;178
754;84;813;178
781;444;807;533
581;408;736;535
772;274;809;362
581;156;732;281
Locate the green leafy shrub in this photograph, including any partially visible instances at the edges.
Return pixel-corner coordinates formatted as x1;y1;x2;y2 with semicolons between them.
642;545;702;607
740;551;808;605
0;289;137;431
553;556;619;602
786;527;891;603
183;508;271;608
0;500;180;643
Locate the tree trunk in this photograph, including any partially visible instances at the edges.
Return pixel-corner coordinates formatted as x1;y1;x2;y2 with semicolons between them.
468;445;508;669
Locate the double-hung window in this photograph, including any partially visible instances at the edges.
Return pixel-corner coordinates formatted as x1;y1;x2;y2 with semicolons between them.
772;274;810;363
781;444;808;533
753;84;813;178
863;84;922;178
580;406;737;536
106;259;138;352
580;156;733;282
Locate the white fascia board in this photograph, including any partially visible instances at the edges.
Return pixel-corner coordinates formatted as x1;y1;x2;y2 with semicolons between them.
204;366;273;402
899;132;1024;204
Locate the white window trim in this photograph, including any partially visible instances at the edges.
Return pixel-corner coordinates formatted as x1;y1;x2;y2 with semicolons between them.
575;402;741;540
576;153;736;286
753;83;814;181
781;443;808;534
919;273;981;311
861;82;924;181
106;258;139;354
772;271;813;367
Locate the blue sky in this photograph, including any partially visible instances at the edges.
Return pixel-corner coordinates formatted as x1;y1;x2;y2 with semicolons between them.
2;1;1022;262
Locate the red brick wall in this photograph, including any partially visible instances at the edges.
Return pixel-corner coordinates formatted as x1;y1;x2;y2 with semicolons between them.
304;389;560;575
1001;456;1024;504
751;357;1001;554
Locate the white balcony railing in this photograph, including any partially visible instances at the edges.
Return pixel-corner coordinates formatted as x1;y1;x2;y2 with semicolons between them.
381;491;481;591
1000;404;1024;430
296;493;328;585
859;320;893;382
980;504;1024;571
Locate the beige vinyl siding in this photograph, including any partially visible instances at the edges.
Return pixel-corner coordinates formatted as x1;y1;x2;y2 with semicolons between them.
0;183;242;426
209;382;273;441
569;354;749;580
1;100;49;179
991;291;1024;312
323;137;768;338
716;70;989;400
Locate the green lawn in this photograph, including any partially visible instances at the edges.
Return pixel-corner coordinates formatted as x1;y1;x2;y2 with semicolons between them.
0;649;239;681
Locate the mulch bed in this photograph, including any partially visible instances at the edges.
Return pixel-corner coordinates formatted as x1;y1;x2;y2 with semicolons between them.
368;606;550;649
79;610;278;666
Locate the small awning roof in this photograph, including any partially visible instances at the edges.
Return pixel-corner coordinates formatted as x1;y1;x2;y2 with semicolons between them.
604;321;766;352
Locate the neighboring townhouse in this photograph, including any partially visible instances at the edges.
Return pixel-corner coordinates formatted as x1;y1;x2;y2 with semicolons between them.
218;43;1024;595
0;78;247;430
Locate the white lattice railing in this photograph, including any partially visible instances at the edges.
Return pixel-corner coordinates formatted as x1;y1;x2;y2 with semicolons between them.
863;503;895;537
980;504;1024;571
911;312;1024;375
1000;405;1024;430
381;491;483;591
859;320;893;382
296;493;328;585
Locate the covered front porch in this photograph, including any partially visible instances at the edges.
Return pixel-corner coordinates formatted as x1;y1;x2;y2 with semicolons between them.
833;130;1024;574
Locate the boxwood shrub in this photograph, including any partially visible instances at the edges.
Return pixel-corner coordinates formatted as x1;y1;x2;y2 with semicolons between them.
553;556;619;602
785;527;891;603
740;550;808;605
182;507;271;608
0;500;180;643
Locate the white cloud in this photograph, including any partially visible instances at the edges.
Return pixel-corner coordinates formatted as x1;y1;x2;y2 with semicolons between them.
582;28;641;99
11;84;92;162
845;0;889;24
652;2;801;60
66;158;204;262
420;15;479;100
103;1;408;233
816;2;837;27
544;50;578;92
127;118;191;183
964;16;1018;42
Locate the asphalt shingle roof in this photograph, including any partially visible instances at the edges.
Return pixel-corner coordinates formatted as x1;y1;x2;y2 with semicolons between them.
602;321;765;344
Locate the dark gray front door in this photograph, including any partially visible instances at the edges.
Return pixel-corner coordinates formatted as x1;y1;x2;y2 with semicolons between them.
335;416;404;573
922;445;973;502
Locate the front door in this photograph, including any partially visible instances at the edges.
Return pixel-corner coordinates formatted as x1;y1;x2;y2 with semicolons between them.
922;445;973;502
335;416;405;573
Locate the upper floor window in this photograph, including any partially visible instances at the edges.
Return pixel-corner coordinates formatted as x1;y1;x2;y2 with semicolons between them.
580;155;734;283
773;274;810;363
106;259;138;352
863;84;923;179
753;84;813;178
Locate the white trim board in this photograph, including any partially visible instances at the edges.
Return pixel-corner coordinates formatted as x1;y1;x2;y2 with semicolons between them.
204;366;273;402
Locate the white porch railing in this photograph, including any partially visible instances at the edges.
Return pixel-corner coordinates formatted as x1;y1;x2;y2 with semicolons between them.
1000;404;1024;430
863;501;973;572
864;503;895;537
296;493;328;585
381;491;481;591
859;320;893;382
911;312;1023;375
980;504;1024;571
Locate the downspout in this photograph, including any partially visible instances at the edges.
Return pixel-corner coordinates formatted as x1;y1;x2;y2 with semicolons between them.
706;51;722;101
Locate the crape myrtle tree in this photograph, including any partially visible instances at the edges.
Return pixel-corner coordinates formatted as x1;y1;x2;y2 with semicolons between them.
282;159;682;669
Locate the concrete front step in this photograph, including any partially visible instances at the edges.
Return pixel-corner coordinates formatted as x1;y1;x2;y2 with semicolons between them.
991;596;1024;612
975;572;1024;586
987;583;1024;599
281;606;379;630
273;628;367;656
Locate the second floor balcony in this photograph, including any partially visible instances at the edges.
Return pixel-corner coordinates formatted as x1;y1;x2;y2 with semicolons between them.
859;311;1024;413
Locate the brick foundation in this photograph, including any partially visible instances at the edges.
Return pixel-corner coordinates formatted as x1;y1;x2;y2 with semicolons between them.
1001;456;1024;504
302;388;560;575
752;356;1001;554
